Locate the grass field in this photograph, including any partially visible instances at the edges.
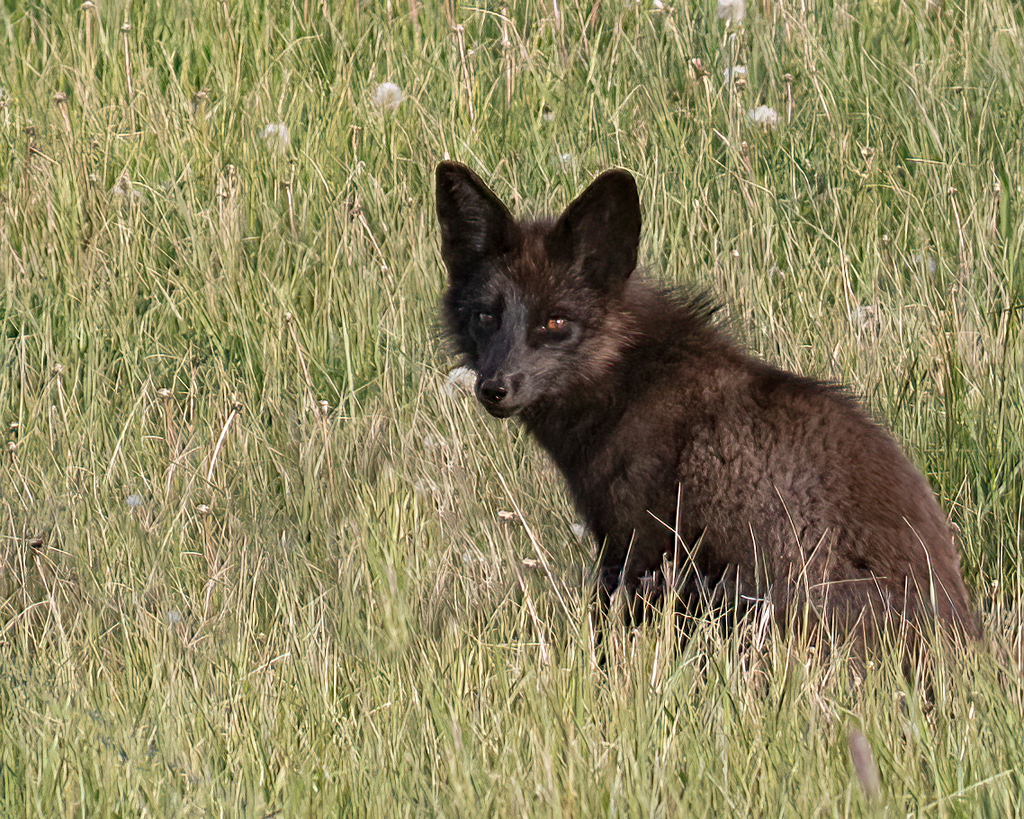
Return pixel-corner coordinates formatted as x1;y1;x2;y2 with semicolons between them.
2;0;1023;814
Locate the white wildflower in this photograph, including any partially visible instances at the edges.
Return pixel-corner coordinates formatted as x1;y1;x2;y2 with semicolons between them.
717;0;745;25
262;123;290;152
443;365;476;397
722;65;748;84
559;152;574;169
541;105;555;122
371;82;404;111
910;252;937;275
849;305;880;332
748;105;780;128
422;432;447;449
652;0;666;10
110;173;143;201
166;609;184;625
570;522;587;542
125;492;144;509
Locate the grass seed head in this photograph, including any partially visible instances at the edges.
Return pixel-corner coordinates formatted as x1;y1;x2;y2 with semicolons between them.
848;729;881;803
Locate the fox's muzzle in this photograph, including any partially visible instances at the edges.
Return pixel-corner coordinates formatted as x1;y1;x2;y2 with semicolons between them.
476;373;521;418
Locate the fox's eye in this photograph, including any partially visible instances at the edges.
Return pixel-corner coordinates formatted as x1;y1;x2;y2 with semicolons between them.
543;316;568;332
475;311;496;329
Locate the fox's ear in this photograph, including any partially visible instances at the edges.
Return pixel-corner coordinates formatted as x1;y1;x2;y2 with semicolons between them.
548;169;641;292
436;162;519;284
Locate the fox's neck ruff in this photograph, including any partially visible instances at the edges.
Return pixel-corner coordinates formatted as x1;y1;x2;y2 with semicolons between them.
522;281;724;467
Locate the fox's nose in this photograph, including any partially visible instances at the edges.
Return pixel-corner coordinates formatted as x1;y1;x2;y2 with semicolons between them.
479;379;508;404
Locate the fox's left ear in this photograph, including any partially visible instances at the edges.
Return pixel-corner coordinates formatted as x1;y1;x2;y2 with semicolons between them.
548;169;641;292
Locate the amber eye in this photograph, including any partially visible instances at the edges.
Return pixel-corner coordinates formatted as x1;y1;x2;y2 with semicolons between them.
543;316;568;332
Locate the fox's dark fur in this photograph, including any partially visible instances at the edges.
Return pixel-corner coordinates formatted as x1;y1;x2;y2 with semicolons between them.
435;161;979;646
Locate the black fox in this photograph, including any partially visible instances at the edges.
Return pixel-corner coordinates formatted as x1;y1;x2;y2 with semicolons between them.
435;161;978;645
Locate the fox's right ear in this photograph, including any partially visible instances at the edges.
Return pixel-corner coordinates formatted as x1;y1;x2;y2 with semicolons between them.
548;169;641;293
436;162;519;284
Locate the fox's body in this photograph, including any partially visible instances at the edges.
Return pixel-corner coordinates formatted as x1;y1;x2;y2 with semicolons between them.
436;162;978;642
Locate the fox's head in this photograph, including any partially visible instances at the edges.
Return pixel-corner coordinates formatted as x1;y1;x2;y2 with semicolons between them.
436;162;642;419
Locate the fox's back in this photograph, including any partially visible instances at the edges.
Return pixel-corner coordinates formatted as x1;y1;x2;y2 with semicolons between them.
530;292;974;635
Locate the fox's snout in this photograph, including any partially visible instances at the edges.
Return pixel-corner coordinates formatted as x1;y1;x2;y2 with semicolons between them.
477;377;508;405
476;372;520;418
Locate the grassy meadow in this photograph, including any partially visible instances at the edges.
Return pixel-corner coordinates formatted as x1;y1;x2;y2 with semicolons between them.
2;0;1024;814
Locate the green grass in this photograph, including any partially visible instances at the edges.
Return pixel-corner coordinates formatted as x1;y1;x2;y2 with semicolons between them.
2;0;1023;814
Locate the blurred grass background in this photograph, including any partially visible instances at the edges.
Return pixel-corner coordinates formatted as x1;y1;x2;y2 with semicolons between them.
1;0;1023;815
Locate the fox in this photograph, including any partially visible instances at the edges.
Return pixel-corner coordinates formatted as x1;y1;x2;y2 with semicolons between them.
435;160;979;647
